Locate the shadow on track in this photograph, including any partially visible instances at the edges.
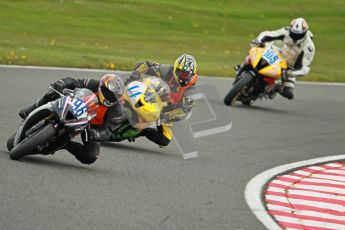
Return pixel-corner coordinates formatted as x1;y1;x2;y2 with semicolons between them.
0;149;101;171
21;156;92;170
101;142;176;158
232;104;306;116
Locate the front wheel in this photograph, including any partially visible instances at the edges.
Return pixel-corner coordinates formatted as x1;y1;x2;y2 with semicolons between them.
7;133;16;151
9;124;57;160
224;73;254;106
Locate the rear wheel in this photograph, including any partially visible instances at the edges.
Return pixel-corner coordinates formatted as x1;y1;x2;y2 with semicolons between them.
224;73;254;106
9;124;56;160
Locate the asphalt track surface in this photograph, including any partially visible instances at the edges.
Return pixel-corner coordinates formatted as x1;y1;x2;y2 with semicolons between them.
0;66;344;230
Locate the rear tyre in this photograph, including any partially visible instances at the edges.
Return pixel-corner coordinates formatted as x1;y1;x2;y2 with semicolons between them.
9;124;56;160
224;73;254;106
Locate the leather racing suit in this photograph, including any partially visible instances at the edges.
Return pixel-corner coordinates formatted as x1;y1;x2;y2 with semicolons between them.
128;61;198;147
255;27;315;99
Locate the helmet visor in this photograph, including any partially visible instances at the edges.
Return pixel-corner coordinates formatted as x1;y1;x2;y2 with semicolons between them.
100;86;117;104
289;31;306;41
175;69;193;86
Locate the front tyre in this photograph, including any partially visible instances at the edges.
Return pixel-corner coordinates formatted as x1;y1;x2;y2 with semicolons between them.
7;133;16;151
9;124;56;160
224;73;254;106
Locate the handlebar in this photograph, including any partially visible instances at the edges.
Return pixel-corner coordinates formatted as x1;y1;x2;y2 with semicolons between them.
48;87;74;97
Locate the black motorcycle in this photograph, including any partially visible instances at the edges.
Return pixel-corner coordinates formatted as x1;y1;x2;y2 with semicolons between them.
7;88;98;160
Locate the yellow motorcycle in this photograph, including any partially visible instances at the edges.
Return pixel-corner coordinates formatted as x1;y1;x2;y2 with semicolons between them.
224;46;287;106
106;76;170;141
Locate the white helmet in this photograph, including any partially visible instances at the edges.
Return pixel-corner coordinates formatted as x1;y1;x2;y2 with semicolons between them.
289;18;309;43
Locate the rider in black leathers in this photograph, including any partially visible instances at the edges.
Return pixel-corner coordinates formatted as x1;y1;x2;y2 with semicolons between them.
18;74;124;164
18;74;173;163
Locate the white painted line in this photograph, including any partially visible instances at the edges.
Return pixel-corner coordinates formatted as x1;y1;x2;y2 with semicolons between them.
267;204;292;212
201;75;345;86
245;154;345;230
317;169;345;175
281;175;345;186
270;180;294;186
0;64;124;73
307;174;345;182
267;205;345;221
267;195;345;212
327;163;345;168
293;172;345;184
288;184;345;194
273;215;345;229
305;168;345;175
278;174;301;180
1;64;345;86
267;187;345;202
292;170;312;176
307;166;329;171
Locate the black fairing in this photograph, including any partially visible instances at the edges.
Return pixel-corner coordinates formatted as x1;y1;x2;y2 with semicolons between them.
255;58;269;71
235;65;268;101
14;103;58;146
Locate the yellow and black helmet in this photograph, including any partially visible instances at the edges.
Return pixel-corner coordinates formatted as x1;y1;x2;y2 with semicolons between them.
173;54;197;87
98;74;124;107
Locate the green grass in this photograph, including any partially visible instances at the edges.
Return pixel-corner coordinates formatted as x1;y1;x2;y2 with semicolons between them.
0;0;344;82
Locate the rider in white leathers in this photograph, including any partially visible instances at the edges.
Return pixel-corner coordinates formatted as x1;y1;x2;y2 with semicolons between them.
251;18;315;99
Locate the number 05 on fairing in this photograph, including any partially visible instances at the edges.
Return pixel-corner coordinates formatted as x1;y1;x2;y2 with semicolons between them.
224;46;287;106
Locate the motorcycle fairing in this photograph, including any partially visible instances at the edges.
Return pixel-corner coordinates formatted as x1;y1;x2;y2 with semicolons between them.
248;47;288;79
14;103;57;146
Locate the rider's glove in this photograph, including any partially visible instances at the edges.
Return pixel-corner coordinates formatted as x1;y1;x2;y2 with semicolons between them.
82;128;100;142
51;80;66;92
282;69;295;81
250;39;264;48
89;128;101;140
51;77;77;92
183;96;195;109
128;71;141;82
84;127;111;142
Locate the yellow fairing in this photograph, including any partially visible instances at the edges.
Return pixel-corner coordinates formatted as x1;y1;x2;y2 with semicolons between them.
249;47;264;68
123;92;160;124
123;78;168;128
258;64;282;79
248;47;288;79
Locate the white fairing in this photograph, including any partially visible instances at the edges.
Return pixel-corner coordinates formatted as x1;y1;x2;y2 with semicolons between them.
126;81;146;106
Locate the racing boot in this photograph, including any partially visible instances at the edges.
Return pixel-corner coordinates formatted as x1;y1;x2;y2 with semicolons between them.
18;103;38;119
281;86;294;100
63;141;100;165
18;90;60;119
